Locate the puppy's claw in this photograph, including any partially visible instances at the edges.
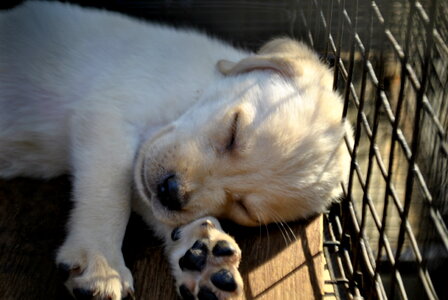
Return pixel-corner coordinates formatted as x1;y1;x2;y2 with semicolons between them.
171;227;181;241
200;220;215;228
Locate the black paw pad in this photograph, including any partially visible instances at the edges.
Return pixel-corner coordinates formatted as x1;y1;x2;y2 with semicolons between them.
212;240;235;257
211;269;237;292
198;286;218;300
56;263;71;281
191;239;209;251
179;240;209;271
73;288;94;300
171;227;181;241
179;284;195;300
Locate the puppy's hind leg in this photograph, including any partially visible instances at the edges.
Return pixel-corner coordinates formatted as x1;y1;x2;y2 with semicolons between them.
56;108;136;300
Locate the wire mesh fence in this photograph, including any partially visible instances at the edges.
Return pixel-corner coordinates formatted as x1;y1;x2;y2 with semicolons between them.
310;1;448;299
44;0;448;299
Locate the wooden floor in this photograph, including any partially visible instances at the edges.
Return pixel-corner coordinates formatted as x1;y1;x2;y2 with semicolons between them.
0;177;324;300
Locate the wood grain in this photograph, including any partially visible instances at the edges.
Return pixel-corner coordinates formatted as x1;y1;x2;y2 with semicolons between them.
0;177;323;300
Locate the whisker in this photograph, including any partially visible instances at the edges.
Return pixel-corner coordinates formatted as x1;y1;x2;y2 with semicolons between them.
279;220;294;244
255;211;263;238
251;207;271;259
254;210;271;258
264;222;270;259
272;210;297;243
267;207;297;243
283;221;298;242
271;214;289;246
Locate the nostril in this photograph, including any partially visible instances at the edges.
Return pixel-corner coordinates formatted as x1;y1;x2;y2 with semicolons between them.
157;174;182;211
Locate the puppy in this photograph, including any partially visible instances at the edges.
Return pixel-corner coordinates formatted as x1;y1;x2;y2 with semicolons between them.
0;1;352;299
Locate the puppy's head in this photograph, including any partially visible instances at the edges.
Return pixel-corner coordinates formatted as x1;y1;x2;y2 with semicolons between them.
134;39;352;227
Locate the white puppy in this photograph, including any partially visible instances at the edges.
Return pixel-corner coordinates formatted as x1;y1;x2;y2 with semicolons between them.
0;1;352;299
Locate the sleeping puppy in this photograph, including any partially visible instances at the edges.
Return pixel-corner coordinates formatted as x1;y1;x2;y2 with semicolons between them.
0;1;352;299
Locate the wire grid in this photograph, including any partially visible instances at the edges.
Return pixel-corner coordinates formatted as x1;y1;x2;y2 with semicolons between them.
49;0;448;299
296;0;448;299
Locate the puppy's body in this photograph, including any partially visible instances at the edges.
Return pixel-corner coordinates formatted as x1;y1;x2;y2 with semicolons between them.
0;1;245;179
0;2;352;299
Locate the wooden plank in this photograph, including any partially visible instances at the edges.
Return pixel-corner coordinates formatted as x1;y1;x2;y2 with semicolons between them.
235;217;323;300
0;177;324;300
0;177;72;300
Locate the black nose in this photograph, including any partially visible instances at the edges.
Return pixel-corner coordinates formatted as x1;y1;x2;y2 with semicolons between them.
157;174;183;210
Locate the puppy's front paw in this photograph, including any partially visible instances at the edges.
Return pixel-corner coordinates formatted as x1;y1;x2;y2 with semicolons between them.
169;217;243;300
56;241;134;300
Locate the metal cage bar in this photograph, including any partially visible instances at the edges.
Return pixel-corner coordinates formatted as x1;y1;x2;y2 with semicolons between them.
311;0;448;299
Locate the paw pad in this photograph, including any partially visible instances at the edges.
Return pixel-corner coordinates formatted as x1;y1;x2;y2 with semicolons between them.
179;284;195;300
212;240;235;257
210;269;237;292
172;217;242;299
198;286;218;300
179;239;209;271
191;239;209;251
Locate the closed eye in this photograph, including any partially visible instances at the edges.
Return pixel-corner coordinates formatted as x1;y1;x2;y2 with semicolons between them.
236;198;259;224
226;112;240;151
237;199;250;216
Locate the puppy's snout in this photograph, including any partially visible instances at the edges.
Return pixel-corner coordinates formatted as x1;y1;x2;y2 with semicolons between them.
157;174;184;211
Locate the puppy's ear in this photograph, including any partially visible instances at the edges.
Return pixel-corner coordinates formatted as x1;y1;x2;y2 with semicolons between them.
217;38;317;77
257;38;318;58
217;56;298;77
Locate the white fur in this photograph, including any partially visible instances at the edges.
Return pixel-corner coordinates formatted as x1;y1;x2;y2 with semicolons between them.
0;2;352;299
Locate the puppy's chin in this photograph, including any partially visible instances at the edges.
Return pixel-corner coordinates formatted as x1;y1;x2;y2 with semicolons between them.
147;196;203;227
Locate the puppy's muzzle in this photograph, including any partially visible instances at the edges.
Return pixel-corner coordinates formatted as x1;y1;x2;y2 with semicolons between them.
157;173;186;211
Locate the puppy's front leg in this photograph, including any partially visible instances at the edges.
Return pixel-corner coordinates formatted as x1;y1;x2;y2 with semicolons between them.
165;217;244;300
57;109;136;300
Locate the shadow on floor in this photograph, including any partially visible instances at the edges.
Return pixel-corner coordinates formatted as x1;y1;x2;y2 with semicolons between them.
0;177;322;300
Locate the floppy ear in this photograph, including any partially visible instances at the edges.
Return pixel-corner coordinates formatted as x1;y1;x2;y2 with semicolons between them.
217;56;298;77
217;38;316;77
